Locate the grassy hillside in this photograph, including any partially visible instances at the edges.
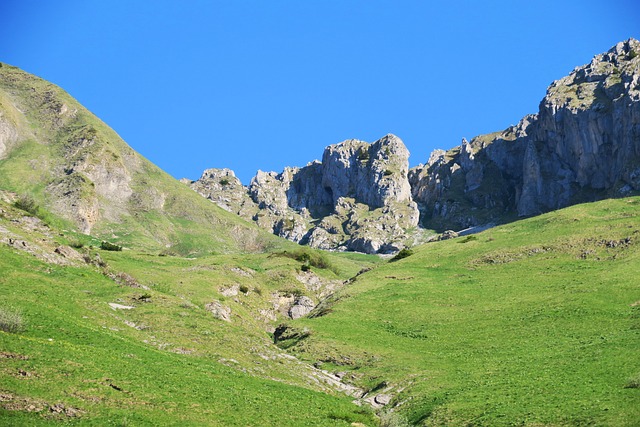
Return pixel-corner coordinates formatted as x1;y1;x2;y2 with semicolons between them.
0;195;380;425
0;62;280;255
278;197;640;426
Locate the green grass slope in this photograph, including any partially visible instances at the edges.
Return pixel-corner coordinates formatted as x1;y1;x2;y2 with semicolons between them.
278;197;640;426
0;62;279;255
0;197;379;426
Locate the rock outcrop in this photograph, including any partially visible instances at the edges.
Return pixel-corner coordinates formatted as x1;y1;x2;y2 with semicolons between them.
190;134;419;253
191;39;640;245
410;38;640;230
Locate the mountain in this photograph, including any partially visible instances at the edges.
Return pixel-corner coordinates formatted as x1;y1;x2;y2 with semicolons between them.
410;38;640;230
0;63;280;255
187;134;420;253
190;38;640;250
1;40;639;426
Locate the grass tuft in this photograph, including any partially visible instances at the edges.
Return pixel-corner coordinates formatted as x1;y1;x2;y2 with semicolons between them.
0;306;26;333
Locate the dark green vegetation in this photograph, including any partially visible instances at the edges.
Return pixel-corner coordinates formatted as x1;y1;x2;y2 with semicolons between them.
279;198;640;426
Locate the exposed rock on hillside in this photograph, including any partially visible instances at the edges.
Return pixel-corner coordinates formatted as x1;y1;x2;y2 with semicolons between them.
190;134;419;253
0;63;275;255
410;38;640;230
192;40;640;245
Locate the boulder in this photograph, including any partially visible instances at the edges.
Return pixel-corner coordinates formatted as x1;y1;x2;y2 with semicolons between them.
288;296;315;319
205;300;232;322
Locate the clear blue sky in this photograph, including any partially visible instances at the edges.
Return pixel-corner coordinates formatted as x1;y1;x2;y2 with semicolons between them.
1;1;638;184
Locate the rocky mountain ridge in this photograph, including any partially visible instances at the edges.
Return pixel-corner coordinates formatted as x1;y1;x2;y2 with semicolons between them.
188;134;420;253
190;38;640;251
410;38;640;230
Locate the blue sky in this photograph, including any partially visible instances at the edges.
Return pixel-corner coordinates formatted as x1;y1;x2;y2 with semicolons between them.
0;1;638;184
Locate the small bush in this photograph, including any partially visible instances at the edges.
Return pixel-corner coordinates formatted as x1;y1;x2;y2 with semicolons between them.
14;194;39;216
301;264;311;272
625;373;640;389
69;240;85;249
383;169;394;176
0;307;26;333
219;178;230;186
100;241;122;251
379;411;410;427
239;285;249;294
277;249;334;271
458;235;478;243
390;248;414;262
357;148;370;162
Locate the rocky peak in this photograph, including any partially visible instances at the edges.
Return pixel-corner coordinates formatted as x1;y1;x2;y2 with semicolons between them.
410;38;640;230
321;133;412;208
188;168;250;214
191;134;419;253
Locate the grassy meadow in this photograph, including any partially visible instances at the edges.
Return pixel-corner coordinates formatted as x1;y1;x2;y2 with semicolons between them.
279;197;640;426
1;188;639;425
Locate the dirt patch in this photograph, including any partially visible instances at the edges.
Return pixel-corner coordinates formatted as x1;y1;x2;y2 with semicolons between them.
0;351;29;360
0;391;83;418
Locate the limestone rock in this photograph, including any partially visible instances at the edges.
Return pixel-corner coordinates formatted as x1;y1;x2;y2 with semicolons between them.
410;38;640;230
288;296;315;319
374;394;392;406
189;168;257;217
205;300;232;322
191;134;419;253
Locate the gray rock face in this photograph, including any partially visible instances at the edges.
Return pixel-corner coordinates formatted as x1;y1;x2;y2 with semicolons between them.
191;39;640;244
205;300;232;322
321;134;413;207
288;296;315;319
188;168;255;215
191;134;419;253
410;38;640;230
0;113;19;160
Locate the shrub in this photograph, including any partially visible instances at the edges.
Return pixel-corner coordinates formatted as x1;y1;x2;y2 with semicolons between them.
0;307;26;333
100;241;122;251
458;235;478;243
219;178;230;186
357;148;370;162
383;169;394;176
625;373;640;389
69;240;85;249
239;284;249;294
379;411;410;427
390;248;414;262
301;264;311;272
14;194;39;216
277;249;334;271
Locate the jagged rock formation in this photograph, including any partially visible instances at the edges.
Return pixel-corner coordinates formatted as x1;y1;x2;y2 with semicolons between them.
410;38;640;230
191;39;640;246
189;134;419;253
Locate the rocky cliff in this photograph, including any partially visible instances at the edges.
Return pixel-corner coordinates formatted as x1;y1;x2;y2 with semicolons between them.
191;39;640;249
188;134;419;253
410;38;640;230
